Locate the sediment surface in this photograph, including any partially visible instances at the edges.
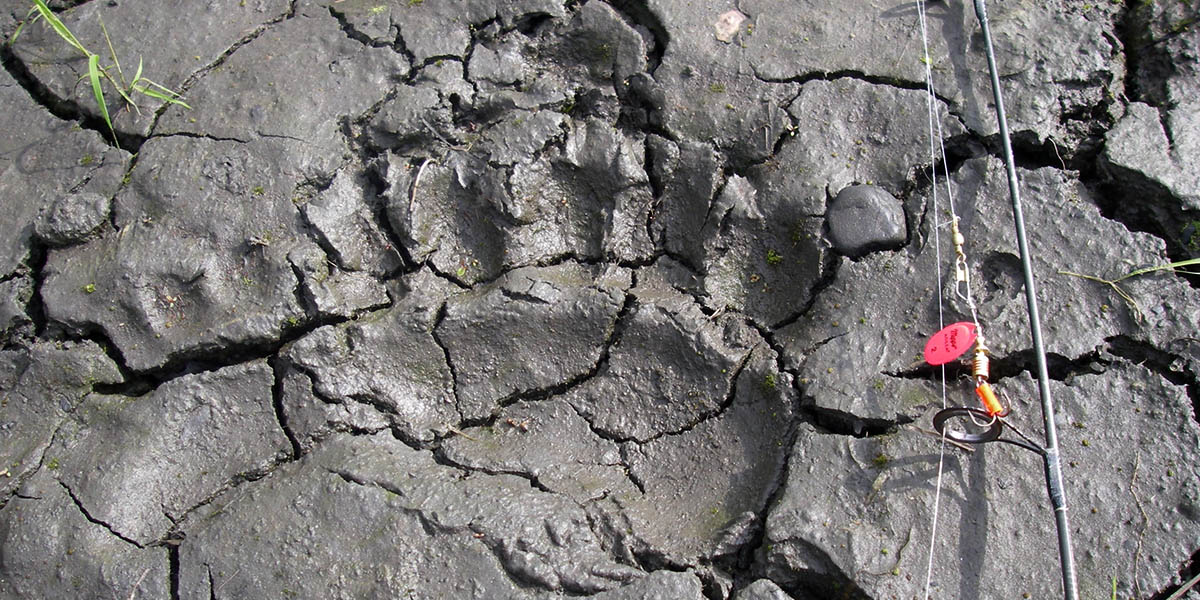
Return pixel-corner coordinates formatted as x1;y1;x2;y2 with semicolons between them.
1;1;1197;598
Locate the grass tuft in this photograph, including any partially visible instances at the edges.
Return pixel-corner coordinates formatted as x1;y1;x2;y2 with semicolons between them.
11;0;190;144
1059;257;1200;321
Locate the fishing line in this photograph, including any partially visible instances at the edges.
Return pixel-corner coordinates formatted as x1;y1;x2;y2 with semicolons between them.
914;2;950;598
915;2;992;596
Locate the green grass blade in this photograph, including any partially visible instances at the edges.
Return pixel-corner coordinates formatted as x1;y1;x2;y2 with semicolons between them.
105;70;140;115
88;53;116;142
139;78;182;96
9;20;26;45
10;6;44;45
138;86;190;108
132;57;143;86
31;0;88;56
98;14;125;88
138;78;192;109
1119;257;1200;281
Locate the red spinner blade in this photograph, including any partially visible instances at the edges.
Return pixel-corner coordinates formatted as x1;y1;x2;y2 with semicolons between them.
924;321;977;366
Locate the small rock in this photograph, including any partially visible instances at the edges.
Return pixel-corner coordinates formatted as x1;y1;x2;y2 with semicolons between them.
714;10;746;43
826;184;906;257
34;192;109;247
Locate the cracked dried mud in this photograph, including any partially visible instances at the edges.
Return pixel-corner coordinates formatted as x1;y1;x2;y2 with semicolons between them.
1;0;1198;599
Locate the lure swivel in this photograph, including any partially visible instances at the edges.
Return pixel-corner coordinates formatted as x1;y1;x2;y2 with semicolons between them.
948;216;978;305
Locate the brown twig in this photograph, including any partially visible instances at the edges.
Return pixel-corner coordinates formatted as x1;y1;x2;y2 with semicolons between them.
1165;570;1200;600
445;426;478;442
1130;450;1148;598
126;567;151;600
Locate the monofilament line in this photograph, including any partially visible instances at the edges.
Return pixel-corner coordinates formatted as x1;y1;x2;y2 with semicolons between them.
915;2;952;598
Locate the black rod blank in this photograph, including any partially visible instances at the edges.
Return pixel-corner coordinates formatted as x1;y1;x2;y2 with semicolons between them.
970;1;1080;599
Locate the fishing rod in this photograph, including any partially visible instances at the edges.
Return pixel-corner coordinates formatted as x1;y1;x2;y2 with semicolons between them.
928;1;1080;599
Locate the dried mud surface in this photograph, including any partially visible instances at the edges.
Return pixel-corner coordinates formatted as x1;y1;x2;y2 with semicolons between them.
1;1;1198;599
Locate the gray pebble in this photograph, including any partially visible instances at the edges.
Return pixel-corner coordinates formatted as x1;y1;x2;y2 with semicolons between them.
826;184;906;257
